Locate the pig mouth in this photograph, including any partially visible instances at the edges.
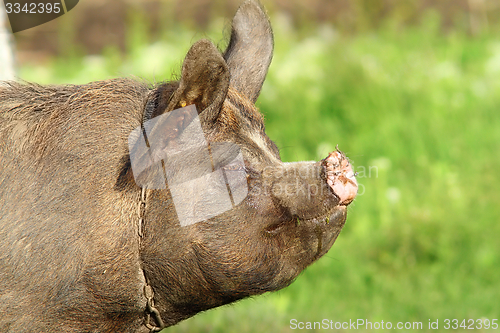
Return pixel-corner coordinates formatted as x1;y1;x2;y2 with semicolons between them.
264;206;347;260
264;205;346;235
310;206;347;259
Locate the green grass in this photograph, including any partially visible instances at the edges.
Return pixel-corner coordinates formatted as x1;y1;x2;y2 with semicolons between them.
19;14;500;332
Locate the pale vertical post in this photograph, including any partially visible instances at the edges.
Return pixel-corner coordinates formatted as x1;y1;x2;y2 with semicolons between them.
0;3;16;81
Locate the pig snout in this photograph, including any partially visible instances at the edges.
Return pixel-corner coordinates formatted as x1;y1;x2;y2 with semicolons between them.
267;148;357;222
323;150;358;205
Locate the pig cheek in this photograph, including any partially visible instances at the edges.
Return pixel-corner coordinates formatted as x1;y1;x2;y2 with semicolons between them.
244;182;279;215
192;221;286;290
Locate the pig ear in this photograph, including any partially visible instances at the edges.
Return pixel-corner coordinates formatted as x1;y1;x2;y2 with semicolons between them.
223;0;273;103
166;39;230;123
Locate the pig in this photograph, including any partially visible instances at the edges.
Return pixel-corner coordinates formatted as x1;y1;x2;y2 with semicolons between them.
0;0;357;332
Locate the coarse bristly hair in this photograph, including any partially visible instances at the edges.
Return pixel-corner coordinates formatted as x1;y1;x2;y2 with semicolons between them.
0;1;355;332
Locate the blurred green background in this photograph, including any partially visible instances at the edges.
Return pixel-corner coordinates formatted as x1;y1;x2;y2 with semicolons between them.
13;0;500;331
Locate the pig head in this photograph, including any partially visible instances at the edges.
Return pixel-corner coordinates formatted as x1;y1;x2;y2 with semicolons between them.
0;1;357;332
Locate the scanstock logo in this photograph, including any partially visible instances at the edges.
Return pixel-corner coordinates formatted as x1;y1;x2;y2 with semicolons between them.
128;105;249;227
3;0;79;33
